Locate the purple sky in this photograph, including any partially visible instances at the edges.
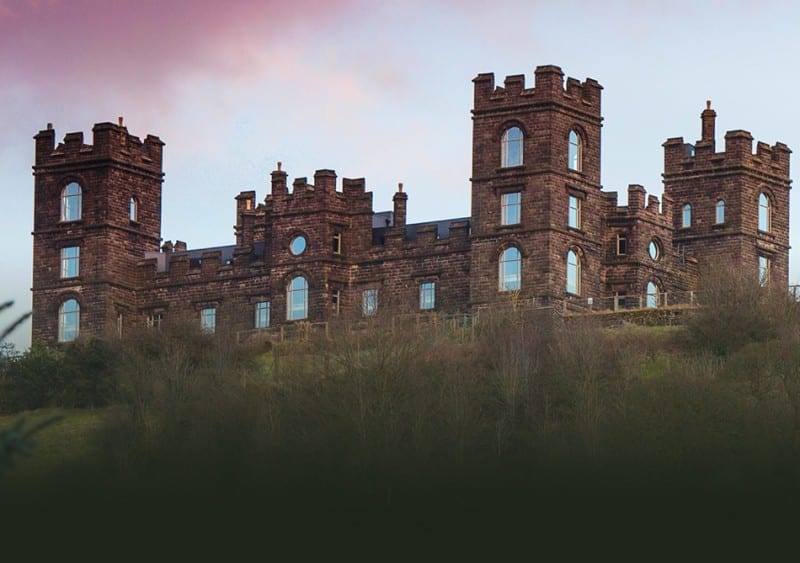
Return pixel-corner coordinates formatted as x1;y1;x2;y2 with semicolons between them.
3;0;799;350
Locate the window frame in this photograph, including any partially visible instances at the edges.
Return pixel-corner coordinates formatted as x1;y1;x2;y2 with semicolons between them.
146;312;164;330
616;234;628;256
61;182;82;222
501;191;521;226
255;301;270;329
646;281;659;309
287;276;309;321
498;246;521;292
332;232;342;255
58;298;80;343
758;193;771;232
682;203;692;228
715;199;725;225
568;195;582;230
568;129;582;172
501;126;523;168
289;234;307;256
362;288;379;316
60;246;80;279
419;281;436;311
759;256;770;287
200;307;216;333
566;249;581;296
648;239;661;261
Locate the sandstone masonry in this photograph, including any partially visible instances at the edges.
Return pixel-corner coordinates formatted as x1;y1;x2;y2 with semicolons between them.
31;65;791;345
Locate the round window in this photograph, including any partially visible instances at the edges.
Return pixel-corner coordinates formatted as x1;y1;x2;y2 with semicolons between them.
290;235;307;256
648;240;660;261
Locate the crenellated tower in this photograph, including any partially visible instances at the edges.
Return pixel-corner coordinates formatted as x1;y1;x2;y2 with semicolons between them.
663;103;791;288
31;119;164;345
469;65;603;306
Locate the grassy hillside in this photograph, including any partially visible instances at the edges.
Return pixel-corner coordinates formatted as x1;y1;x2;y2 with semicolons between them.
3;281;800;521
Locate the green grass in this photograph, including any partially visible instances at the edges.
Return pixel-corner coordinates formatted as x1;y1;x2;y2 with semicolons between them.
0;407;107;483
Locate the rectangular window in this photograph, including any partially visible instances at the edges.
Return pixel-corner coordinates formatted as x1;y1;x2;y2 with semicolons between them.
501;192;521;225
362;289;378;316
146;313;163;330
616;235;627;256
201;307;216;333
332;232;342;255
568;195;581;229
420;282;436;310
60;246;80;278
332;290;341;315
759;256;770;287
116;312;123;338
255;301;270;329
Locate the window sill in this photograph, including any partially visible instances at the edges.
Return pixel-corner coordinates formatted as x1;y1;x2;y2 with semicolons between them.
496;165;525;173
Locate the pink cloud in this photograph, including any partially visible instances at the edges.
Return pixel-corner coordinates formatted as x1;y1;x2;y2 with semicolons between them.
0;0;355;100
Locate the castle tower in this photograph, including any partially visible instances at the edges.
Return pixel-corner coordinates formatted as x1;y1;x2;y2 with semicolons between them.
261;167;374;323
31;120;164;345
469;65;603;306
663;103;791;288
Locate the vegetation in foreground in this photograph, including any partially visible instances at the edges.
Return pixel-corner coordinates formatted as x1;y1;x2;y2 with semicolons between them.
3;273;800;521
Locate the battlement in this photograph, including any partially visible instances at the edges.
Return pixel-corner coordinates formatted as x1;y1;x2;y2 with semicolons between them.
663;104;791;178
473;64;602;114
605;185;672;224
268;165;374;217
34;119;163;173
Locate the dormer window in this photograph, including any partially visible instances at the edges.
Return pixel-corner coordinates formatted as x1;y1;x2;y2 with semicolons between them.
501;127;523;168
568;130;582;172
61;182;82;222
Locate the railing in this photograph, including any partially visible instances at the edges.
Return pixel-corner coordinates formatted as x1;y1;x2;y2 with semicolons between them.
236;313;477;344
563;290;699;314
238;286;800;344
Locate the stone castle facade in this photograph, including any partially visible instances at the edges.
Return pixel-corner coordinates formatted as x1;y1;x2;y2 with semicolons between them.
31;65;791;345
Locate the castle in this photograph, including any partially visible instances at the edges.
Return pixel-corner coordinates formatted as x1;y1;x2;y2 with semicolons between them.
31;65;791;345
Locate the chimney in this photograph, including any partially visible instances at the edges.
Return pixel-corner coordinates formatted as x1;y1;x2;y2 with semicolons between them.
393;182;408;228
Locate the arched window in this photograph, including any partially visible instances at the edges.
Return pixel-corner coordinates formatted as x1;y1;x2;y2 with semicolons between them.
568;130;582;171
61;182;82;222
716;199;725;224
646;281;658;309
130;197;138;222
58;298;80;342
682;203;692;228
759;193;771;232
287;275;308;320
498;247;521;291
566;249;581;295
501;126;523;168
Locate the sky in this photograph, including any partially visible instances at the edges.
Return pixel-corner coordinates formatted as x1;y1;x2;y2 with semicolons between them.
2;0;799;351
